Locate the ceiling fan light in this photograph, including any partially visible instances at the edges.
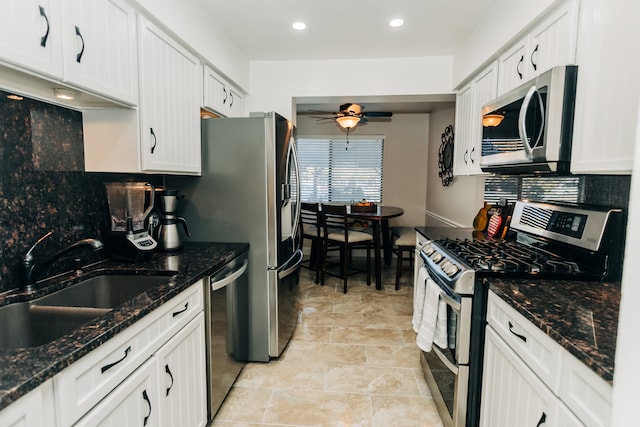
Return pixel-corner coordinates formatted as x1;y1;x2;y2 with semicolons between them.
483;113;504;127
336;116;360;129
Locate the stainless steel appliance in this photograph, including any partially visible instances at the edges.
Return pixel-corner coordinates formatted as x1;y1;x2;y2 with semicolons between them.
104;182;157;261
204;252;249;420
415;199;624;427
170;112;303;362
155;188;191;252
480;65;578;174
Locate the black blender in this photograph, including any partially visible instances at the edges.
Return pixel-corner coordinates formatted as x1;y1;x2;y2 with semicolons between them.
155;188;191;252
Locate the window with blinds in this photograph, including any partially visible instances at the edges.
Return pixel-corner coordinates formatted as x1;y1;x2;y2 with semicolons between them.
484;176;585;204
296;136;384;202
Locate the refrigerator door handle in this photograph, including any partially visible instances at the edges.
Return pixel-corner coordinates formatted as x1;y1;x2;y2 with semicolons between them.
277;249;303;279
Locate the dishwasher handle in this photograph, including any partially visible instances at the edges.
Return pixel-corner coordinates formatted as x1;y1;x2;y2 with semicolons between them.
210;259;248;291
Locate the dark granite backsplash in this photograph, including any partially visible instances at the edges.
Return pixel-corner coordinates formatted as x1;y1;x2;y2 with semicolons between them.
0;90;161;292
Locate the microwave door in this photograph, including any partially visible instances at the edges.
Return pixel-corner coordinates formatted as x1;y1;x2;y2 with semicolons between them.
519;86;545;159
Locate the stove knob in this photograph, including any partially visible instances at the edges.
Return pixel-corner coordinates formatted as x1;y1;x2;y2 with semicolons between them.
431;252;443;263
446;264;459;277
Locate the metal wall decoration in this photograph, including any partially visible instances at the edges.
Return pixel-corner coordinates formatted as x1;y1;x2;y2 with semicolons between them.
438;124;454;186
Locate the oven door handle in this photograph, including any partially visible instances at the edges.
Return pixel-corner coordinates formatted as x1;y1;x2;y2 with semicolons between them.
438;288;461;312
432;346;459;375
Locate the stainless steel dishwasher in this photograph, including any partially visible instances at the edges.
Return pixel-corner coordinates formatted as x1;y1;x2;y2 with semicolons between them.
204;252;249;421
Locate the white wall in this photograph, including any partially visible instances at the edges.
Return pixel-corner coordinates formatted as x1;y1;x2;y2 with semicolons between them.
132;0;250;90
296;113;433;228
425;107;485;227
249;56;454;121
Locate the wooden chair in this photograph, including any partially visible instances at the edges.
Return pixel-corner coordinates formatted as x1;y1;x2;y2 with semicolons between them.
392;227;416;290
320;204;372;293
300;202;323;283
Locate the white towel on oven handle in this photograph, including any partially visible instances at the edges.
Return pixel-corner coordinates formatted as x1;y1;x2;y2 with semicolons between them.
416;278;448;352
412;266;429;332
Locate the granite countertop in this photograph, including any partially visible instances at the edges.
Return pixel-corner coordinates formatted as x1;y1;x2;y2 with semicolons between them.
0;241;249;411
415;226;620;382
488;278;619;382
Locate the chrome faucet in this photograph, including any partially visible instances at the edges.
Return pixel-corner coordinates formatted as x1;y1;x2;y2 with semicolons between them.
20;231;104;293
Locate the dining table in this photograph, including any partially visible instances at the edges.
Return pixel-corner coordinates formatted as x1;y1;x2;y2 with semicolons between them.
347;205;404;290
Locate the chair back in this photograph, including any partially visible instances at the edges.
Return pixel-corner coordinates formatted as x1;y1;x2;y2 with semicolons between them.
301;202;322;238
320;204;349;242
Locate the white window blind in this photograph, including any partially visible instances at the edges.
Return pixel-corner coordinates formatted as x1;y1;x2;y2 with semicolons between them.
296;136;384;202
484;176;585;204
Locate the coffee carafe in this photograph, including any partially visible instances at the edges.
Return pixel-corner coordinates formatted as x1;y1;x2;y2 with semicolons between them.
156;188;190;252
104;182;158;261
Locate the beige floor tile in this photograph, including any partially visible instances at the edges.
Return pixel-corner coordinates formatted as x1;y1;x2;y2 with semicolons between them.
365;344;423;369
300;309;364;327
371;394;444;427
235;360;326;390
292;323;332;342
331;326;405;346
282;341;368;365
325;363;422;396
362;309;412;330
213;386;272;423
264;389;373;426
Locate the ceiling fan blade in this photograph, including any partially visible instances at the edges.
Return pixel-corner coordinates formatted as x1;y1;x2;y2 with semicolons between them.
364;112;393;118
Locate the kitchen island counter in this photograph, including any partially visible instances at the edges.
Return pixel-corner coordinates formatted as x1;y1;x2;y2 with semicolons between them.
0;242;249;411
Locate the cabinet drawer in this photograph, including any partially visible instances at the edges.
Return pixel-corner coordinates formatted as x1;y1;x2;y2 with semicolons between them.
0;379;56;427
487;290;564;393
54;280;203;427
559;351;611;427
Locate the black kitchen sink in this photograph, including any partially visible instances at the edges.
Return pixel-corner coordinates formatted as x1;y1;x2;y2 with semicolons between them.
0;272;177;349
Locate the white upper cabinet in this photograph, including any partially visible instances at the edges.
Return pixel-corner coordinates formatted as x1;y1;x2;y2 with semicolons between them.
60;0;138;105
497;0;579;95
0;0;64;79
570;0;639;174
203;65;245;118
454;61;497;176
138;16;202;175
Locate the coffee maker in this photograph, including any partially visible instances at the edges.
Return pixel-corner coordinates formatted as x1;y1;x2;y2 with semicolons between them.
155;188;190;252
104;182;157;261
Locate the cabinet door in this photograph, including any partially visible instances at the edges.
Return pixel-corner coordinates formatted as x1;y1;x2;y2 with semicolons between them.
570;0;638;174
0;0;63;79
61;0;138;105
203;65;228;116
453;82;473;176
74;358;159;427
481;328;574;427
528;0;578;78
155;313;207;427
0;379;56;427
470;62;497;174
497;41;529;95
227;89;244;117
138;16;202;174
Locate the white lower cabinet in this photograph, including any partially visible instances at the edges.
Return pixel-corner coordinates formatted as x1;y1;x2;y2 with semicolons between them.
156;312;207;427
481;291;611;427
54;280;204;427
0;379;56;427
73;357;158;427
481;328;582;427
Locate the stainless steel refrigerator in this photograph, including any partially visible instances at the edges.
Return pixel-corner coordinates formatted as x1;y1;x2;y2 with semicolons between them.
170;112;302;362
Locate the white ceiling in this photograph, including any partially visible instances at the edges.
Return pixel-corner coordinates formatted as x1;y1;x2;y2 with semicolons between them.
199;0;495;114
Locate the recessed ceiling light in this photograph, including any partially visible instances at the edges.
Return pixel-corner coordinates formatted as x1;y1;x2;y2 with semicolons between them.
292;22;306;31
389;18;404;27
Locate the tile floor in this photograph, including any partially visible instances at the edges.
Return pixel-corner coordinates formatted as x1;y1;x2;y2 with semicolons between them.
210;261;444;427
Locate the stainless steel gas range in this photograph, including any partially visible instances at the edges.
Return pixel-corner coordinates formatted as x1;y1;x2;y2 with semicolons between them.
414;200;625;427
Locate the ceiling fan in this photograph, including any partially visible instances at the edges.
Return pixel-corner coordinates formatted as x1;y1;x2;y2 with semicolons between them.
310;103;393;130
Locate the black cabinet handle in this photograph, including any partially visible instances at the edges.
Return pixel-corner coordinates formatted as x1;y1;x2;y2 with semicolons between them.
142;389;151;426
531;44;539;71
101;346;131;373
172;302;188;317
536;412;547;427
74;26;85;63
150;128;157;154
517;55;524;79
165;364;174;396
508;321;527;342
464;149;469;165
39;6;50;47
222;87;228;104
470;147;475;164
229;91;234;108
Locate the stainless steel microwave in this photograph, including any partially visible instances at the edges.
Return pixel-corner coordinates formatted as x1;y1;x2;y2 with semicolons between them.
480;65;578;174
